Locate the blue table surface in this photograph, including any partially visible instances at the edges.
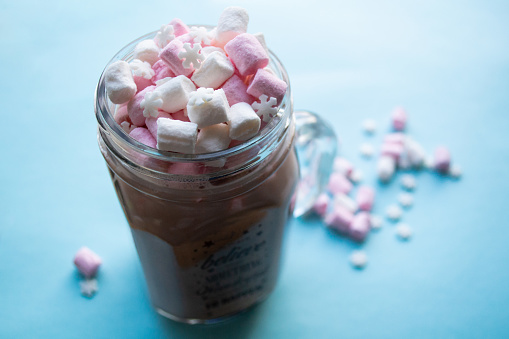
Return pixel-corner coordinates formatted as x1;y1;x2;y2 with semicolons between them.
2;0;509;338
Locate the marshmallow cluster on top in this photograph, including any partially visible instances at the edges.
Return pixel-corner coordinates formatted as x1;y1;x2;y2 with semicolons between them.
103;7;287;162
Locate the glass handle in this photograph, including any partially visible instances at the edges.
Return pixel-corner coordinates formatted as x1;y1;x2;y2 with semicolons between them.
293;110;338;217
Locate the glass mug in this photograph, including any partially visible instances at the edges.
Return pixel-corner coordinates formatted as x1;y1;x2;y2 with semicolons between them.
95;30;337;324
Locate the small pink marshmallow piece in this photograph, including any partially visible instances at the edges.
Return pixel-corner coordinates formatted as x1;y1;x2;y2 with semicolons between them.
146;112;172;139
127;85;156;126
159;39;194;77
130;127;157;148
392;107;407;131
327;172;353;195
224;33;269;76
169;18;190;37
333;157;354;177
349;212;371;242
381;142;405;160
356;186;375;212
313;193;330;217
114;104;130;125
247;68;287;104
221;74;255;105
434;146;451;172
152;60;176;82
324;206;354;233
133;75;153;93
73;247;102;278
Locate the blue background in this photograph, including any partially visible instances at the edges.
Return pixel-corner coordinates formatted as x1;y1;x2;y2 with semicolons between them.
1;0;509;338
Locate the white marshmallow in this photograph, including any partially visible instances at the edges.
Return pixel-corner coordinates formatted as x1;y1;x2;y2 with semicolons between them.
377;156;396;181
333;193;358;213
153;75;196;113
228;102;261;141
201;46;225;58
216;7;249;44
195;123;231;154
191;51;235;89
253;32;269;53
133;39;160;65
129;59;155;79
104;60;137;104
405;137;426;167
157;118;198;153
187;88;230;128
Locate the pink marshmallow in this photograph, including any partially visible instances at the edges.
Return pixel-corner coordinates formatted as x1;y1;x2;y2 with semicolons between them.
177;33;195;45
224;33;269;76
327;172;353;195
313;193;330;217
169;18;190;37
384;133;406;145
221;74;255;105
392;107;407;131
127;85;155;126
324;206;354;233
171;109;190;122
434;146;451;172
73;247;102;278
133;75;153;93
159;39;194;77
146;112;172;139
152;60;176;82
381;142;404;160
168;162;206;175
356;186;375;212
247;68;288;104
114;104;130;125
129;127;157;148
349;212;371;242
333;157;354;176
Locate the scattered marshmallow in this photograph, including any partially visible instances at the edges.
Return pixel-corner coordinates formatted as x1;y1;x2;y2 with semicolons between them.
313;193;330;217
227;102;261;141
386;204;403;221
449;165;462;178
216;7;250;45
391;106;407;131
381;143;404;160
252;94;278;122
327;172;353;195
401;174;417;191
362;119;377;134
133;39;160;66
370;215;383;230
80;278;99;298
349;169;363;183
359;142;375;157
398;192;414;208
349;250;368;269
324;206;354;233
104;60;137;104
356;186;375;212
73;247;102;278
349;212;371;242
333;193;358;213
377;156;396;181
195;123;231;154
191;51;235;89
333;157;354;177
153;75;196;113
154;24;175;48
187;88;230;128
157;118;198;153
396;223;412;240
384;133;405;145
434;146;451;173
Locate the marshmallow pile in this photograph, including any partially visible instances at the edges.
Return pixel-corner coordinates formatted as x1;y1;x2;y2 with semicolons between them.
103;7;287;162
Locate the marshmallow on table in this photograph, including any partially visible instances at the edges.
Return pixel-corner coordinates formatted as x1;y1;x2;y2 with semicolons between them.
324;205;354;233
227;102;261;141
377;156;396;182
130;127;157;148
169;18;190;37
225;33;269;76
392;106;407;131
405;137;426;167
384;133;406;145
246;68;287;104
221;74;255;105
104;60;137;104
434;146;451;172
127;85;156;126
333;193;357;213
133;39;160;66
191;51;235;89
157;118;198;153
349;251;368;268
153;75;196;113
73;247;102;278
195;123;231;154
152;60;175;82
327;172;353;195
356;185;375;211
187;88;230;128
146;111;172;139
349;212;371;242
313;193;330;217
159;39;195;77
381;142;404;160
215;6;249;46
333;157;354;177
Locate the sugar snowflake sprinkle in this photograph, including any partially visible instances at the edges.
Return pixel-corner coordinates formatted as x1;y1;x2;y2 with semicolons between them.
188;87;214;107
396;223;412;240
154;24;175;48
252;95;278;122
80;278;98;298
386;204;403;221
398;192;414;208
140;91;163;118
129;59;155;79
178;43;205;69
349;250;368;269
189;26;211;45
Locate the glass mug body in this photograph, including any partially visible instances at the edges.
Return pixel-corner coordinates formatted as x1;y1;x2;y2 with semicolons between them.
95;31;299;324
